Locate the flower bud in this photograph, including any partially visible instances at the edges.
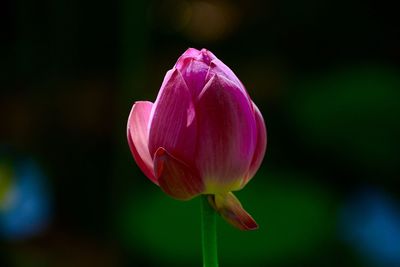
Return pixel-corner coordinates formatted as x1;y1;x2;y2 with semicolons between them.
127;48;267;230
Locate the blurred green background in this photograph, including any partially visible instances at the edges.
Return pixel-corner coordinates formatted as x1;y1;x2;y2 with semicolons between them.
1;0;399;266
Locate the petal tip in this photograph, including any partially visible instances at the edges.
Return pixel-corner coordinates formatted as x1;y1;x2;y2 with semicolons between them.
210;193;259;231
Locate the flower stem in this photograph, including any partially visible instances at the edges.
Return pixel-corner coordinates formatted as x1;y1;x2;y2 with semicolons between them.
201;195;219;267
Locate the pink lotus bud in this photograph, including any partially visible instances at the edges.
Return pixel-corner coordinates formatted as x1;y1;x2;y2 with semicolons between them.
127;48;267;230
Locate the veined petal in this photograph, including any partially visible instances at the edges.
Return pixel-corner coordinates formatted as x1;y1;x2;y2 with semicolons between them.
208;192;258;230
175;48;202;69
148;69;197;163
127;101;157;184
242;102;267;187
195;75;257;192
177;58;210;98
154;147;204;200
207;59;248;96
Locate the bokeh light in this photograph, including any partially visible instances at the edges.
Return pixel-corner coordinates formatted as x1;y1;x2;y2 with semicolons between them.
150;0;240;43
0;150;52;241
339;188;400;267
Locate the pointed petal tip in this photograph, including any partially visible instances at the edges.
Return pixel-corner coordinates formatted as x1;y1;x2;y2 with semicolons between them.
175;48;201;69
176;48;217;68
184;47;200;55
224;204;259;231
238;212;259;231
209;193;259;231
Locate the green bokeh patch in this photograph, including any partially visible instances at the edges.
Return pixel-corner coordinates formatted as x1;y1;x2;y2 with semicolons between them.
288;65;400;171
119;171;335;266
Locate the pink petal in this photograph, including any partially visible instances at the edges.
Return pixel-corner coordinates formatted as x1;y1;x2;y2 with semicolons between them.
175;48;216;70
207;59;248;95
208;192;258;230
127;101;157;184
177;58;210;98
175;48;201;69
200;48;217;61
195;75;257;192
197;48;217;65
154;147;204;200
148;69;197;163
242;103;267;186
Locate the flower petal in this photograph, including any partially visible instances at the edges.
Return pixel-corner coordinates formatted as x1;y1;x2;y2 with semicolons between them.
208;192;258;230
195;75;257;193
207;59;247;95
175;48;216;69
175;48;201;69
153;147;204;200
242;102;267;186
177;58;210;98
148;69;197;163
127;101;157;184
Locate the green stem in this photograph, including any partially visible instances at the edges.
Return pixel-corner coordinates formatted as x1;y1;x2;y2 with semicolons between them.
201;195;219;267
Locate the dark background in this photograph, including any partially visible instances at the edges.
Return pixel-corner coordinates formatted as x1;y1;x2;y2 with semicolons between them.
1;0;399;266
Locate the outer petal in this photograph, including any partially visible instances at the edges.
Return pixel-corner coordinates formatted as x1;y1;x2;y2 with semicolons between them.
153;147;204;200
195;75;257;193
242;102;267;186
127;101;157;184
175;48;202;69
208;192;258;230
148;69;197;163
176;58;210;98
206;59;247;96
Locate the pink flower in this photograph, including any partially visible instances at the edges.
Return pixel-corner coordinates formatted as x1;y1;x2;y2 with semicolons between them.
127;48;267;230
